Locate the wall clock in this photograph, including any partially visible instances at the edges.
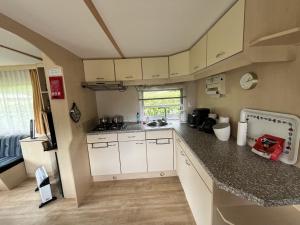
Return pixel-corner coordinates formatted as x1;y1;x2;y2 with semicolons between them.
240;72;258;90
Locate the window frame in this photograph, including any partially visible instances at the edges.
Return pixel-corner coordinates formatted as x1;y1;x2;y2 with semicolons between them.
139;88;185;121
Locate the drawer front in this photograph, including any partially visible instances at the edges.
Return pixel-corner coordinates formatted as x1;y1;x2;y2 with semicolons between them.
146;130;173;139
118;132;145;141
87;133;118;143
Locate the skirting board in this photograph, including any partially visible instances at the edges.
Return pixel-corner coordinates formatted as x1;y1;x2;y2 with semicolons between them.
93;170;177;182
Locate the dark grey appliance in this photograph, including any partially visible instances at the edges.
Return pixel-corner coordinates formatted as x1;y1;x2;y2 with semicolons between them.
187;108;210;128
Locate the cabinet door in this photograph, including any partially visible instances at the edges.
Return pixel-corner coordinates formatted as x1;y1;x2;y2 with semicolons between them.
207;0;245;66
190;35;207;73
119;141;147;173
114;58;142;81
83;60;115;82
169;51;190;78
88;142;120;176
142;57;169;80
147;139;173;172
186;157;213;225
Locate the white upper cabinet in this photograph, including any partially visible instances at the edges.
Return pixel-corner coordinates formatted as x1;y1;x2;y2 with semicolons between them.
114;58;143;81
142;57;169;80
83;59;115;82
190;34;207;73
169;51;190;78
207;0;245;66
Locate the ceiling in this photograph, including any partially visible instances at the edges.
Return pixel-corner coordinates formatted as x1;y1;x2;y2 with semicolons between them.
0;28;41;66
0;0;236;59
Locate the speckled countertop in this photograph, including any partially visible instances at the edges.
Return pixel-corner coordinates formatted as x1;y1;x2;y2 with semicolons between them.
88;123;300;207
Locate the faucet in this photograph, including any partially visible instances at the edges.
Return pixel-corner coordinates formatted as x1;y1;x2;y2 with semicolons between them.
159;107;167;122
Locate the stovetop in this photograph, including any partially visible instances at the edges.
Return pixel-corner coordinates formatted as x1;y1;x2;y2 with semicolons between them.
91;122;126;132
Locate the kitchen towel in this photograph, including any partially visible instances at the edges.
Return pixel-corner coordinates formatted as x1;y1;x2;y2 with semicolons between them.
237;122;247;146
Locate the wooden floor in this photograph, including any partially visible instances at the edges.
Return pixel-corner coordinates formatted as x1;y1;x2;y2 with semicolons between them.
0;177;196;225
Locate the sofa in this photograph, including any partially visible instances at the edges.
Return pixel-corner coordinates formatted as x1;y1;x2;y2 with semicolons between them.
0;135;28;190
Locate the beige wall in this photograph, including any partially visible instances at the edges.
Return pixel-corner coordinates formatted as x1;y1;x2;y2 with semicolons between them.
197;47;300;164
96;82;198;121
0;13;98;205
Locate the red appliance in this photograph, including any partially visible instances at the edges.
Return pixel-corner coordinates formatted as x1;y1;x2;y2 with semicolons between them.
251;134;285;161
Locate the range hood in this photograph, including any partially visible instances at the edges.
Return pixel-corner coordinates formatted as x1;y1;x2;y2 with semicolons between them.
81;81;127;91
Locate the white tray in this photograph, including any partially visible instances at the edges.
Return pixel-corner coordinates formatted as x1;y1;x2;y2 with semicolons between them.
240;109;300;165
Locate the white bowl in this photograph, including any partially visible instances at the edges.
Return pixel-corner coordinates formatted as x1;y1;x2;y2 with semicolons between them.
213;123;230;141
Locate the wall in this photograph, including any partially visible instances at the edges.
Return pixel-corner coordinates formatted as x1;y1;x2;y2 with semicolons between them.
197;47;300;164
0;13;98;205
96;82;198;121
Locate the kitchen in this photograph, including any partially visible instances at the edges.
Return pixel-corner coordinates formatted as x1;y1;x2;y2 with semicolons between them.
1;0;300;224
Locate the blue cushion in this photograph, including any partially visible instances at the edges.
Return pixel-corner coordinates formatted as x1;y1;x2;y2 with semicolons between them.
0;135;27;173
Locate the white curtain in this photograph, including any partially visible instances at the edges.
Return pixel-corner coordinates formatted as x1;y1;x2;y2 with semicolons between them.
0;69;34;135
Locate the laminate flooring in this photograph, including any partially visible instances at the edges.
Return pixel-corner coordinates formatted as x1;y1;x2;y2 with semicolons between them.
0;177;196;225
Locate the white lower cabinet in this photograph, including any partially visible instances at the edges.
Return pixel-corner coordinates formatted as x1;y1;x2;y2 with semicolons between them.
88;142;121;176
119;141;147;173
146;139;174;172
176;141;213;225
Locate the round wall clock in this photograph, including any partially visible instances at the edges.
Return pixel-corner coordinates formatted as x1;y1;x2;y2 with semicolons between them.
240;72;258;90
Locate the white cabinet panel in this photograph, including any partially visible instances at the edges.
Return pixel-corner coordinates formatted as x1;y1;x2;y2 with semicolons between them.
146;139;174;172
207;0;245;66
146;130;173;139
87;133;118;144
88;142;120;176
118;132;145;142
190;35;207;73
83;59;115;82
119;141;147;173
142;57;169;80
169;51;190;78
176;140;213;225
114;58;142;81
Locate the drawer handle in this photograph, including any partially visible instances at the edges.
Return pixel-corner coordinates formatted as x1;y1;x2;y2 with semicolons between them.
128;136;136;138
135;142;144;145
180;151;185;156
155;139;170;145
185;159;191;166
96;77;104;80
193;66;199;70
92;142;108;149
125;75;133;79
216;51;225;58
97;137;106;140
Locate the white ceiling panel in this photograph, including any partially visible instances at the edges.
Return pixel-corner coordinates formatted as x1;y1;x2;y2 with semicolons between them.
0;28;41;58
0;0;120;58
0;47;41;66
93;0;237;57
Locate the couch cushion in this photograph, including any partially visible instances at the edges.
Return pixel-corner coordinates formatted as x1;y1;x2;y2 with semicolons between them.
0;156;24;173
0;135;27;157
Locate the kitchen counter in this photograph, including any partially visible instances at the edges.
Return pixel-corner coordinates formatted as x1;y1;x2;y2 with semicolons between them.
87;122;300;206
173;123;300;207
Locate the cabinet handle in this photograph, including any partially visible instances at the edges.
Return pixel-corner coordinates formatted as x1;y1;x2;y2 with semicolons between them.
135;142;144;145
92;142;108;149
170;73;178;76
185;159;191;166
193;66;199;70
216;51;225;58
96;77;104;80
152;74;160;78
128;136;136;138
125;75;133;79
97;137;106;140
180;151;185;156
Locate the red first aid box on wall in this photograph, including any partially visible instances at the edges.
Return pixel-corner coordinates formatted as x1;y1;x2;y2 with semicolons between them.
49;76;65;100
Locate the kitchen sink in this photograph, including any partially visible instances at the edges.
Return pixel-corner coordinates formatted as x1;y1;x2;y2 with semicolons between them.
146;119;168;127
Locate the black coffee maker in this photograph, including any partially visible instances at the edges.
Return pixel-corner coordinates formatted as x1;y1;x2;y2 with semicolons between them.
187;108;210;128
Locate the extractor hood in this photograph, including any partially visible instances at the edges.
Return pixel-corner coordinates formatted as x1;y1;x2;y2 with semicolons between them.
81;81;127;91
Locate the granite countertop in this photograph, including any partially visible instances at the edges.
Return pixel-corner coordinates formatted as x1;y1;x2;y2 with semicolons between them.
173;123;300;207
87;122;300;206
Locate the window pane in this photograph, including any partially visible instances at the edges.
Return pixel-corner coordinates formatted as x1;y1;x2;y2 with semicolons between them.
143;98;180;107
143;90;181;99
